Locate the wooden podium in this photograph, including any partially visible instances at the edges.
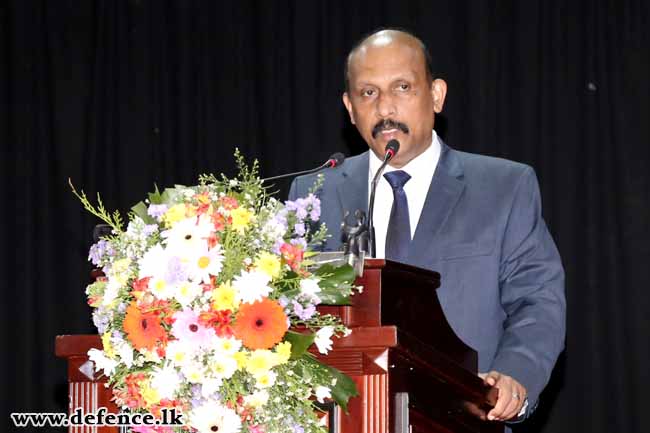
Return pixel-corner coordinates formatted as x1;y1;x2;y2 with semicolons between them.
56;259;503;433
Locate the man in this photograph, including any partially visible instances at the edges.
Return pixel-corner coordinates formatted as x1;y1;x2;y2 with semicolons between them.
289;29;565;424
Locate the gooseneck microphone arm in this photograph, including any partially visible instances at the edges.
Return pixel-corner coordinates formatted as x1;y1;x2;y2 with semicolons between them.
367;139;400;258
261;152;345;183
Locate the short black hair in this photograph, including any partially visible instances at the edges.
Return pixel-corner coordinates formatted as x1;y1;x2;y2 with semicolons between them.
343;27;435;92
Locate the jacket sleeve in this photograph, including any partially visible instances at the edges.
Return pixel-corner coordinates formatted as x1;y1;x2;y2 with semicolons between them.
490;167;566;417
288;177;302;201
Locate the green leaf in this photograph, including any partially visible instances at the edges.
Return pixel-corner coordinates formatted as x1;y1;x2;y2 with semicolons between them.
314;264;355;305
305;357;359;413
147;184;173;205
147;184;163;204
131;201;156;225
284;330;315;359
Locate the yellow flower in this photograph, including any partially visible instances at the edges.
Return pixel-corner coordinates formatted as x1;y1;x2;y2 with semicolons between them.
254;252;282;279
274;341;292;365
230;207;253;233
246;349;275;376
211;282;239;311
166;342;189;365
233;351;248;370
243;390;269;409
110;258;132;286
162;204;188;226
141;382;161;406
101;332;115;358
254;370;276;388
210;356;238;379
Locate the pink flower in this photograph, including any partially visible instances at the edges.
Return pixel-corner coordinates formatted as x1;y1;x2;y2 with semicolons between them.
171;308;216;347
130;426;173;433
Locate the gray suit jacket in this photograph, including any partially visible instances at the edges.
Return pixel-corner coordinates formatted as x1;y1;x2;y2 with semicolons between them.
289;142;566;417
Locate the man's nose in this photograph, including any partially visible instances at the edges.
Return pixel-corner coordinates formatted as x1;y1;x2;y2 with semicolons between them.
376;93;396;118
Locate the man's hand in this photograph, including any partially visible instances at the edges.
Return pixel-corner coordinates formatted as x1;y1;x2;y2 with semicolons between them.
478;371;527;421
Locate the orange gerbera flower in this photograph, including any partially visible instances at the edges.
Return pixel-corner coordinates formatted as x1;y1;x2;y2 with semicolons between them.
123;302;166;351
233;298;288;349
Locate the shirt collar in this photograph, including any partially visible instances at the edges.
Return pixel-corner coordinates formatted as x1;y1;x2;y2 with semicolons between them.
369;130;442;179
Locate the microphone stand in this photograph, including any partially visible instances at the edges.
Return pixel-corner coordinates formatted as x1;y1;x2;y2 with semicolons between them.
367;140;399;258
261;153;345;183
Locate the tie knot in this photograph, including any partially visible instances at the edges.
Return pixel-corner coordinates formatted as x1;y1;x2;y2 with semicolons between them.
383;170;411;190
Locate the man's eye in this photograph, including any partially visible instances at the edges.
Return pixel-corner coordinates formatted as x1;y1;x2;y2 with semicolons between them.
362;89;375;97
397;83;410;91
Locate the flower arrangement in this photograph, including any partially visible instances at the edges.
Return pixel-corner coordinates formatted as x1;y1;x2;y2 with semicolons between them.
72;151;358;433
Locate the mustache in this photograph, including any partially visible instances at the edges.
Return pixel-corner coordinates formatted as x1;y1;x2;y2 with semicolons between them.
371;119;410;138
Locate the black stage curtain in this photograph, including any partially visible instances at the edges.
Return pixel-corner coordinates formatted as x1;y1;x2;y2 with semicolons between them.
1;1;648;432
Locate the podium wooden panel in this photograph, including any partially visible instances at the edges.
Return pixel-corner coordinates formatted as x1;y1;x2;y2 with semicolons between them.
56;259;503;433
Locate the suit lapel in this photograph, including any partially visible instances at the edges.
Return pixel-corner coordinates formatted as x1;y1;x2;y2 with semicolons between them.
336;152;369;216
408;142;466;263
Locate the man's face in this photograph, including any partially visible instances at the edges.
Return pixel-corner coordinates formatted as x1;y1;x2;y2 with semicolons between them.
343;37;446;168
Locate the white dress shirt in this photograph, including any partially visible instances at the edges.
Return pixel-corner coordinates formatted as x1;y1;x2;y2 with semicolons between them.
368;130;442;259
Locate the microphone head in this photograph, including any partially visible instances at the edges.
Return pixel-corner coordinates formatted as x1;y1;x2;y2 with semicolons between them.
385;139;400;160
328;152;346;167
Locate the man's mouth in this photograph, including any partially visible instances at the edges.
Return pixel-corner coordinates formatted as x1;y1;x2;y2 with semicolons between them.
371;120;409;138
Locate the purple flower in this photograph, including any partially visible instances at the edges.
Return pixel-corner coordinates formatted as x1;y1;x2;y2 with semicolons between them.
143;224;158;236
190;384;204;407
294;223;306;236
285;194;321;223
92;309;111;334
272;238;286;255
284;198;308;220
271;211;288;228
147;204;168;219
164;256;189;285
294;199;309;220
292;300;316;320
290;237;307;250
88;240;112;266
278;296;290;308
111;330;125;343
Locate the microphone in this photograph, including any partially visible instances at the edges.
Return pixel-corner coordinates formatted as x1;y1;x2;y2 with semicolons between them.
261;152;345;182
367;139;400;258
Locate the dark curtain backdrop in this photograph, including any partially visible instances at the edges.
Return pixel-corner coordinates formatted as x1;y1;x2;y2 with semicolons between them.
2;1;649;432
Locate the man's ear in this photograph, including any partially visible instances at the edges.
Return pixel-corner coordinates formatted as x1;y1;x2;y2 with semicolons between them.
431;79;448;113
342;92;356;124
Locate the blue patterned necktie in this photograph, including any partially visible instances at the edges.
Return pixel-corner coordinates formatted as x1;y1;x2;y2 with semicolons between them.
383;170;412;261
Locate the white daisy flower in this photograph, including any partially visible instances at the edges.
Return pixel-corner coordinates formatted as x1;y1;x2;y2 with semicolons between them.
148;276;174;300
102;280;120;306
188;244;224;284
181;362;206;384
88;349;118;376
299;278;321;299
115;341;134;368
315;326;335;355
161;215;213;257
243;390;269;409
150;365;181;400
210;356;238;380
174;280;203;307
232;269;272;304
211;336;242;356
165;340;195;367
189;402;242;433
138;243;167;279
200;377;223;398
254;370;277;389
315;386;331;403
